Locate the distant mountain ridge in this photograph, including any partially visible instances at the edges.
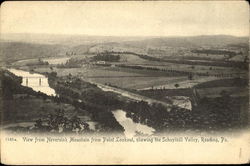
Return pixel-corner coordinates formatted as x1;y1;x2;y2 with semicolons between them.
0;33;248;62
1;33;248;46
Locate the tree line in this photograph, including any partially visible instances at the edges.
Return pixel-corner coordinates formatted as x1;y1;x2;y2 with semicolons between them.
102;51;248;69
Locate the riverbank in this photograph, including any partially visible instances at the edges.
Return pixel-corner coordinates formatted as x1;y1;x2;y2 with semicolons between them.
0;69;125;135
2;67;163;136
2;67;248;136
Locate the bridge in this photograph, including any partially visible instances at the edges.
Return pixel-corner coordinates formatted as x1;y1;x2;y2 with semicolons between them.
22;76;46;87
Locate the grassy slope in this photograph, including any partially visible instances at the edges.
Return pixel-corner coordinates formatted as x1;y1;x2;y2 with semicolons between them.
0;42;70;62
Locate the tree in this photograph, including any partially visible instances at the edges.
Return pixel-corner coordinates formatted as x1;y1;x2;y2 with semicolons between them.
188;73;193;80
174;83;179;88
50;72;57;77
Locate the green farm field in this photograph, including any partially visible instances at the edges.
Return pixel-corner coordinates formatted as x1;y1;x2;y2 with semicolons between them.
84;76;187;89
33;65;188;89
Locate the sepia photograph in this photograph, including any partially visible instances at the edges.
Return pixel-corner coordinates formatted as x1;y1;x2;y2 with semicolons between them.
0;1;249;164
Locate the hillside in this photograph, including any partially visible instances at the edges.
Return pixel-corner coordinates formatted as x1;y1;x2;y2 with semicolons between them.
1;33;149;46
2;33;248;48
1;34;248;63
0;41;70;62
123;37;197;48
185;35;248;47
122;35;248;48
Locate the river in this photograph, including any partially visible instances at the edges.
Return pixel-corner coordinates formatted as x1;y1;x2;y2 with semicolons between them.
89;80;171;108
42;57;70;65
112;110;155;137
7;68;156;137
93;81;192;110
8;68;56;96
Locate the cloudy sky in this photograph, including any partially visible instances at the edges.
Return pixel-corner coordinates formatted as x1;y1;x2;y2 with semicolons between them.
1;1;249;36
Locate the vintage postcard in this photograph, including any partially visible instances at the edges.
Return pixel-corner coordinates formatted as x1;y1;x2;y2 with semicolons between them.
0;1;249;165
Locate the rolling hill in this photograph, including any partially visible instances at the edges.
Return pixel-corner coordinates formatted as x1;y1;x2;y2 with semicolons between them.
1;33;248;63
0;41;70;62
